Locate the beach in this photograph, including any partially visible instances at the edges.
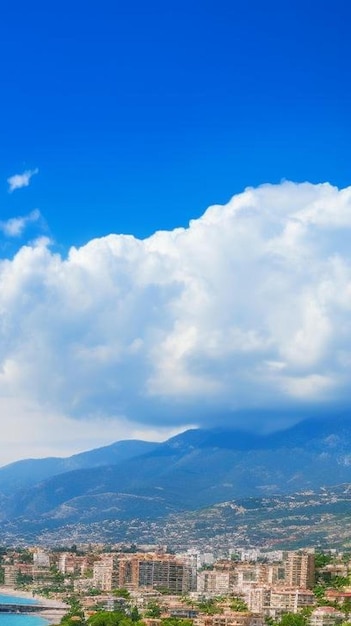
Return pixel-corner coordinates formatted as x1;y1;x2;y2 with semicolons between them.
0;587;68;625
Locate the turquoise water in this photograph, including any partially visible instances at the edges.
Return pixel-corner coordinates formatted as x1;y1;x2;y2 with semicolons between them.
0;594;48;626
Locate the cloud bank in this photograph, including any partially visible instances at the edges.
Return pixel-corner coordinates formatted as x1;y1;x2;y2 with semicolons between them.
7;168;39;192
1;181;351;460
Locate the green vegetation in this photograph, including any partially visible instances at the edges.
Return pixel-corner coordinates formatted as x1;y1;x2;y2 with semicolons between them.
15;571;33;587
264;612;309;626
86;588;102;596
161;619;193;626
279;613;308;626
229;597;248;612
15;549;33;564
145;601;162;618
60;595;86;626
332;576;350;589
113;589;131;599
196;598;223;615
130;606;141;622
315;553;333;569
87;612;138;626
264;614;309;626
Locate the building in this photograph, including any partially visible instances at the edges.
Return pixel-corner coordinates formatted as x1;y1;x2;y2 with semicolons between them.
246;586;315;616
309;607;344;626
93;552;190;594
325;590;351;605
283;552;315;589
197;570;231;595
33;549;50;567
197;560;286;595
3;565;17;587
58;552;90;576
93;554;119;591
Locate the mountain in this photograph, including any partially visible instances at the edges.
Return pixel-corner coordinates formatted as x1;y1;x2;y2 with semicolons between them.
1;483;351;549
0;439;159;495
1;415;351;538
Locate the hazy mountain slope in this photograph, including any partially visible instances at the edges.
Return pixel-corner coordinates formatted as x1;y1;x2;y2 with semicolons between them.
0;439;159;495
3;415;351;527
1;483;351;549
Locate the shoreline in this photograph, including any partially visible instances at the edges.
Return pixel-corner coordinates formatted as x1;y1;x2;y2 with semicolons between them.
0;586;68;624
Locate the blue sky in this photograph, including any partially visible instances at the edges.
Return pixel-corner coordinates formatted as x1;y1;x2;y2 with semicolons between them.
1;0;351;247
1;0;351;463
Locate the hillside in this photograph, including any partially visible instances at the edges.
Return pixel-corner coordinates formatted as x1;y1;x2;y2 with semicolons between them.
1;483;351;549
0;415;351;543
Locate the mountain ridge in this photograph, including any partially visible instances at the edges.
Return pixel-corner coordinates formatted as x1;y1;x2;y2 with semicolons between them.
0;438;159;495
0;414;351;534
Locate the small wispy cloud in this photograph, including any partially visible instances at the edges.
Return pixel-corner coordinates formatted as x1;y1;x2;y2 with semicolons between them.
7;168;39;193
0;209;41;237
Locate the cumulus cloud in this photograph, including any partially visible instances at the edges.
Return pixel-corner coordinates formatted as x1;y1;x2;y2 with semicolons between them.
7;168;39;192
0;180;351;460
0;209;41;237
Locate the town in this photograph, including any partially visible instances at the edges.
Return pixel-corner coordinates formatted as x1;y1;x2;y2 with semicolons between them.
2;543;351;626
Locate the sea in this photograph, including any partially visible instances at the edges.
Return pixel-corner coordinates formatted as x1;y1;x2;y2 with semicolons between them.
0;594;48;626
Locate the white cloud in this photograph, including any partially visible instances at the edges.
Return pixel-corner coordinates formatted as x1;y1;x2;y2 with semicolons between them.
0;209;41;237
7;168;39;192
0;396;185;466
0;180;351;462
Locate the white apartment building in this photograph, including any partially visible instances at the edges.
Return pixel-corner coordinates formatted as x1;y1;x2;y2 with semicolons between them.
246;586;315;617
93;554;119;591
197;570;231;595
33;549;50;567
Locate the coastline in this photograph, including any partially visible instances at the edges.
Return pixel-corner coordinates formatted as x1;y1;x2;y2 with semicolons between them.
0;586;68;624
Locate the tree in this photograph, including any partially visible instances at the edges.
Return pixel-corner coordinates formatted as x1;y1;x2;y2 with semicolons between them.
145;601;162;618
60;595;86;626
279;613;308;626
162;619;193;626
230;597;248;612
15;572;33;586
332;576;349;589
197;599;223;615
17;549;33;564
113;589;131;599
130;606;141;622
61;617;86;626
341;600;351;618
315;553;333;569
88;612;134;626
61;617;85;626
313;584;327;606
123;544;137;554
50;565;66;583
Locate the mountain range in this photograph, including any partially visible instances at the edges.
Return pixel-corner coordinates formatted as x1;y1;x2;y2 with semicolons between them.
1;415;351;544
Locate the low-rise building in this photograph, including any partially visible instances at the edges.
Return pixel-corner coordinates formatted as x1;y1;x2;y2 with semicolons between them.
309;607;345;626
